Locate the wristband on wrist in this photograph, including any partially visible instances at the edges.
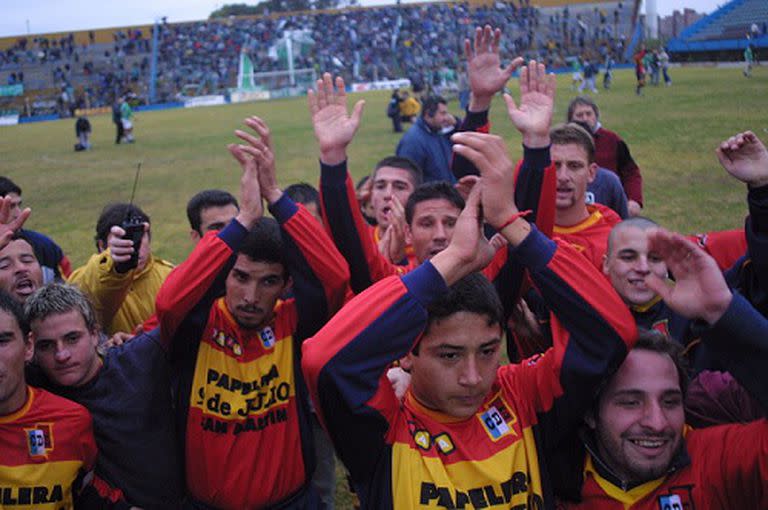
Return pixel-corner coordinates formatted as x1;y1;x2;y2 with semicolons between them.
497;209;532;231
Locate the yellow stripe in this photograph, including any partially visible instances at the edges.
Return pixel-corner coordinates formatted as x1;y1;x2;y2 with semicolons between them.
0;388;33;424
189;337;296;421
0;460;81;509
584;454;665;505
391;427;544;508
553;208;603;235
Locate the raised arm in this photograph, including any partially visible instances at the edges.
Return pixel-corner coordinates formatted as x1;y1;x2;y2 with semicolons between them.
452;25;522;179
302;184;495;486
155;134;263;354
645;229;768;408
310;73;404;293
456;131;637;431
236;116;350;336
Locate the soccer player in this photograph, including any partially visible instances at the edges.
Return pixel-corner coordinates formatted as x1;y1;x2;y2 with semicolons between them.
155;116;350;509
603;130;768;363
25;283;184;509
303;133;636;508
557;230;767;509
0;289;102;510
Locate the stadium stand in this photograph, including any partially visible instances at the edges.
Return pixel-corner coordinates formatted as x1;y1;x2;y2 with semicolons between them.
668;0;768;60
0;0;635;117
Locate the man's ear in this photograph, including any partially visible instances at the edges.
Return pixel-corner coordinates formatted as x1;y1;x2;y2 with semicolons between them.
283;275;294;294
400;353;414;372
584;409;596;430
587;162;598;184
602;253;610;276
96;239;107;253
25;332;35;363
189;229;202;244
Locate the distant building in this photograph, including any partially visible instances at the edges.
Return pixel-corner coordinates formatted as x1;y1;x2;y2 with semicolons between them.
659;9;705;39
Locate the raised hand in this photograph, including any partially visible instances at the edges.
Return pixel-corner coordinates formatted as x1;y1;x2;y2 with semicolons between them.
451;131;517;228
307;73;365;165
465;25;524;110
430;183;496;286
0;195;30;252
236;116;282;204
716;131;768;188
227;142;263;229
107;224;147;264
644;229;732;325
378;195;407;263
503;60;556;147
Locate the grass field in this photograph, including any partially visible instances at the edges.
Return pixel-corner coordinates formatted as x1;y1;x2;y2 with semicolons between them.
1;66;767;268
0;65;766;507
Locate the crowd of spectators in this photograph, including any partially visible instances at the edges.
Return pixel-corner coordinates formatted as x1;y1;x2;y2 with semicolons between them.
0;0;633;111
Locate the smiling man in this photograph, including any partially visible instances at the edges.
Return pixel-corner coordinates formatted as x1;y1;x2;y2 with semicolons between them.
559;230;768;510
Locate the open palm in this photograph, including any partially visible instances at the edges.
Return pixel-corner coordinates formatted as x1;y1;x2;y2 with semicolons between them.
504;61;555;138
308;73;364;154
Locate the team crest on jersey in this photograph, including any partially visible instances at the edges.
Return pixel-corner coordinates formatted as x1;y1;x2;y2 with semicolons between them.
478;395;518;441
652;319;670;336
657;485;694;510
259;327;276;349
24;423;54;457
212;328;243;356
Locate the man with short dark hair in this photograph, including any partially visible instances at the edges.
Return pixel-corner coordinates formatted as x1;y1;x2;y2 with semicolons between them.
0;234;43;304
155;116;349;509
68;202;174;334
557;230;768;509
25;282;184;509
567;96;644;216
186;189;239;244
303;141;636;507
285;182;322;223
0;176;71;282
396;95;458;183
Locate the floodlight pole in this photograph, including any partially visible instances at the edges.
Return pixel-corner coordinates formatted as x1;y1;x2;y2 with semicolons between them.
149;18;160;104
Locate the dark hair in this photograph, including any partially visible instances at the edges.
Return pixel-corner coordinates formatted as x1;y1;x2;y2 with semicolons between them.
373;156;424;188
95;203;150;249
238;217;286;273
284;183;319;206
550;123;596;164
413;274;503;354
405;181;464;225
0;176;22;198
566;95;600;122
633;329;689;395
356;174;371;192
421;95;447;118
186;189;239;234
0;289;29;337
593;329;689;413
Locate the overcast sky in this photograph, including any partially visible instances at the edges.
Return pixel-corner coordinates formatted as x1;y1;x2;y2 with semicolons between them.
1;0;726;38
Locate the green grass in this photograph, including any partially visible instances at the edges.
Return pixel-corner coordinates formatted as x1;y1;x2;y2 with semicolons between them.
1;66;766;268
1;65;766;508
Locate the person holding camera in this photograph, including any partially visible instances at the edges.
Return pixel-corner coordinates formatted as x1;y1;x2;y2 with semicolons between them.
68;203;174;335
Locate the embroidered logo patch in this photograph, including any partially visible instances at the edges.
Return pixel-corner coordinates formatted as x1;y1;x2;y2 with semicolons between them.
25;423;53;457
260;327;276;349
212;328;243;356
478;396;518;441
652;319;670;336
433;433;455;455
657;494;682;510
